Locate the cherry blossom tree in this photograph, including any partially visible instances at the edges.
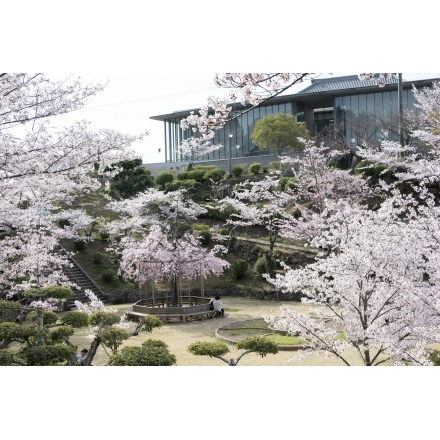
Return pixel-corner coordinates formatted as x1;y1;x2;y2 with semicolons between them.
279;139;371;213
218;173;294;273
107;188;229;306
0;74;140;297
178;137;222;170
263;190;440;366
217;140;371;269
354;80;440;186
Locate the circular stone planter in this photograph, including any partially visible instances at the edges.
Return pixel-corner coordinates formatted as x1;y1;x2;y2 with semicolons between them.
215;318;310;351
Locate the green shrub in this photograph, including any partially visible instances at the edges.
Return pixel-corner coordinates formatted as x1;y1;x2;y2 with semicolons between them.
164;181;181;192
193;165;218;172
165;179;199;192
205;168;226;182
101;269;117;283
199;230;212;246
232;166;243;177
429;350;440;366
254;255;276;276
154;171;174;189
108;339;176;366
21;344;75;366
93;252;104;264
56;219;71;229
27;310;59;326
61;311;89;328
176;172;189;181
0;300;22;321
268;161;281;171
354;160;388;178
204;203;237;222
278;176;296;192
187;170;206;182
193;223;209;232
0;231;12;240
232;259;248;280
99;231;110;242
249;163;262;174
73;240;87;251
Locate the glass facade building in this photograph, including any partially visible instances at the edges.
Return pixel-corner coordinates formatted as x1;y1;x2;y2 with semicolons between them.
150;75;440;164
158;100;302;163
334;88;417;146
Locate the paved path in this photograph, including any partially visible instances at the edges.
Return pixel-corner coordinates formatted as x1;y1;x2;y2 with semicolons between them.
70;297;360;366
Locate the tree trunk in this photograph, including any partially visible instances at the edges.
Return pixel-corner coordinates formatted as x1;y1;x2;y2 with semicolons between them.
171;275;178;307
264;252;271;274
84;335;101;366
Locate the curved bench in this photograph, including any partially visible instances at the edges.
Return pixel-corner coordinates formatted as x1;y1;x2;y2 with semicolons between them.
126;296;215;323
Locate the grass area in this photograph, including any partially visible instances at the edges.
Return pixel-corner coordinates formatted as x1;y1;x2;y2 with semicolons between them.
219;318;307;346
61;239;141;300
61;237;276;303
237;232;308;249
264;334;306;345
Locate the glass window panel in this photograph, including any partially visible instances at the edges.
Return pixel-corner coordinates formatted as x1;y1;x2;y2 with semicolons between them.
358;94;367;116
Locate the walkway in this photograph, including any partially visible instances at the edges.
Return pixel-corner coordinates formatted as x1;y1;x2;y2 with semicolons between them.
70;296;362;366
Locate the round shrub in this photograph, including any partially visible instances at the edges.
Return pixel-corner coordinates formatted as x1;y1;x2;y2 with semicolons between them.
108;340;176;366
93;252;104;264
249;163;262;174
154;171;174;189
176;172;189;181
101;269;117;283
254;255;276;276
204;168;226;182
232;259;248;280
187;170;206;182
73;240;87;252
278;176;296;192
268;161;281;171
232;166;243;177
199;230;212;246
164;181;181;192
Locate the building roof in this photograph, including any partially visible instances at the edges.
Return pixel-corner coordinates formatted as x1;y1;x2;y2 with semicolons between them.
150;75;440;121
298;75;398;94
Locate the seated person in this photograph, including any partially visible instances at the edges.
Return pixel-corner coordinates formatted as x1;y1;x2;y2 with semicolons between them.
212;295;224;318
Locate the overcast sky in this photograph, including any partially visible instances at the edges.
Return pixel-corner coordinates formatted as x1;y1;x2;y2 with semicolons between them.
50;72;440;164
48;73;225;164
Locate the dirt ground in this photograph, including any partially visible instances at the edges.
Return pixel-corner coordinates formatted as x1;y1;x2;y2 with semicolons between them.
70;296;363;366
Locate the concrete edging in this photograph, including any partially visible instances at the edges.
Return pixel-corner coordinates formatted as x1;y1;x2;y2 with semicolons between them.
215;318;309;351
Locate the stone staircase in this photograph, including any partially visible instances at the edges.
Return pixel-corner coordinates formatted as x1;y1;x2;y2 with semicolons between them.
58;247;109;310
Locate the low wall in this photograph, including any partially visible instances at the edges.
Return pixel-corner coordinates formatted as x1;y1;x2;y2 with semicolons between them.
132;296;212;316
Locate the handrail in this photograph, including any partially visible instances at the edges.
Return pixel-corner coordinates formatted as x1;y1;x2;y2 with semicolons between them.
58;245;107;299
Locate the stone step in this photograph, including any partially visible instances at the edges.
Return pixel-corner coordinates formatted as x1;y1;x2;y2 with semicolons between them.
56;245;109;310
